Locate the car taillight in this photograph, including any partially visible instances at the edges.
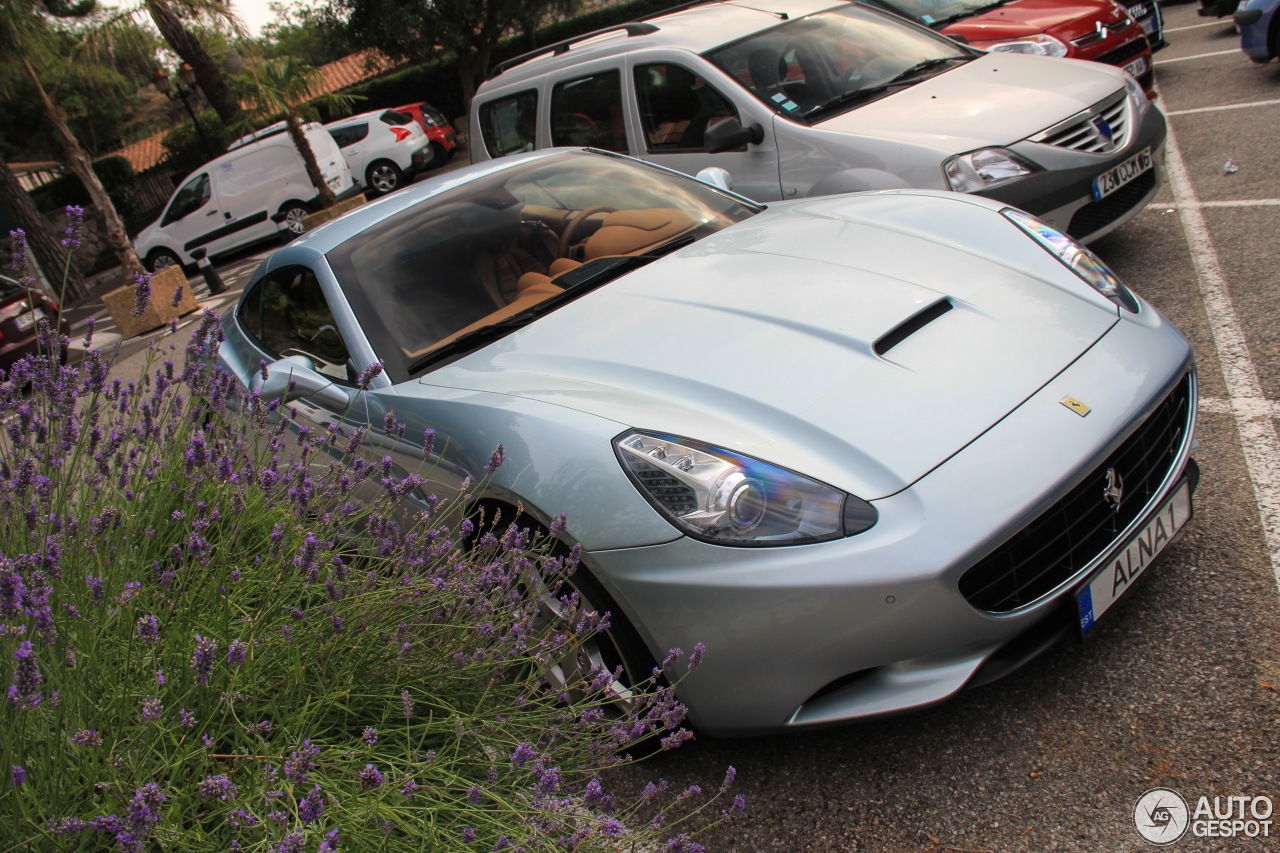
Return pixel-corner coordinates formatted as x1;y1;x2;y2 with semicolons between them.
391;127;412;142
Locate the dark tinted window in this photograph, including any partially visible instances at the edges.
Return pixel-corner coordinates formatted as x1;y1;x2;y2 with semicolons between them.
550;70;627;152
380;110;414;125
238;267;352;382
635;64;738;152
478;90;538;157
330;123;369;147
162;173;211;226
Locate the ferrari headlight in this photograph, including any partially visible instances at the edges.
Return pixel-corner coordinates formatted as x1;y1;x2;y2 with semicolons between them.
615;432;877;546
943;148;1035;193
973;33;1068;57
1003;208;1139;312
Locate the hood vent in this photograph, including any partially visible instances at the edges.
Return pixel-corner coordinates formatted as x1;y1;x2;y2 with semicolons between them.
874;299;953;357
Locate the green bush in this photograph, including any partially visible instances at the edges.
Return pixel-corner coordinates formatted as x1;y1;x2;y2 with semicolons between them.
0;223;741;851
27;155;140;222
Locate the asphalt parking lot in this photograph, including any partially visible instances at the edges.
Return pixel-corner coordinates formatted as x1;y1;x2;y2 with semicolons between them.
65;9;1280;850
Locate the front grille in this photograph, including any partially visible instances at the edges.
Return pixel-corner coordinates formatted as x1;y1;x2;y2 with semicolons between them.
1096;38;1147;67
1032;93;1129;154
1071;17;1136;48
1068;169;1156;239
959;372;1193;613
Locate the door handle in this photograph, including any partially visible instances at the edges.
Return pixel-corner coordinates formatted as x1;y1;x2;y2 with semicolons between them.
206;209;218;216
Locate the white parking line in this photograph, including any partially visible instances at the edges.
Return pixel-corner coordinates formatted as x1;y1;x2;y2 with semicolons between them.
1200;396;1280;418
1166;20;1239;32
1163;108;1280;597
1156;199;1280;209
1166;98;1280;116
1154;48;1242;65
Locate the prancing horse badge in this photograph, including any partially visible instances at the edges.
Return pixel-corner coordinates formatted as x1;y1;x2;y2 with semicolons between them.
1060;396;1092;417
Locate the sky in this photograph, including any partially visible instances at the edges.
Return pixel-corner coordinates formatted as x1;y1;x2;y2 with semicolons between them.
225;0;323;37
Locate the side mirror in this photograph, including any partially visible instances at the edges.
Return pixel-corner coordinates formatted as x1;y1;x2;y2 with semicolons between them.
704;119;765;154
695;167;734;191
253;355;352;410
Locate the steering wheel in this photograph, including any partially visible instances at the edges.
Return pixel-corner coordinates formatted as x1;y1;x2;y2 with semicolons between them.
559;205;617;258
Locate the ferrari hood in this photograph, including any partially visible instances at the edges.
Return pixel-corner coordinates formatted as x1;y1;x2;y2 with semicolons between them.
418;192;1119;500
811;52;1125;151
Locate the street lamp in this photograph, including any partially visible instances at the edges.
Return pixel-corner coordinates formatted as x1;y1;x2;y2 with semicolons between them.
153;63;215;160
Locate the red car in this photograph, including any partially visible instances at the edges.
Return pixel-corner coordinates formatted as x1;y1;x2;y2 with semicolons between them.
393;102;460;168
870;0;1155;95
0;274;68;374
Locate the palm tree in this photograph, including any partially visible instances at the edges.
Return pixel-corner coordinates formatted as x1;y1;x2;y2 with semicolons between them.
1;0;143;282
0;154;86;300
231;56;356;212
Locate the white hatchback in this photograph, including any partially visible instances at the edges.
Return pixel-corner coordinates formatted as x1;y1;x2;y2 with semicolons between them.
325;109;434;196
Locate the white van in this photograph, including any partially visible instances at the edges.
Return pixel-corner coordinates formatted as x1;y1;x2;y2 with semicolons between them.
134;122;356;272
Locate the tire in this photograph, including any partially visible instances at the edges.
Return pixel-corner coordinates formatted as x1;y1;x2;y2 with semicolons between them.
279;202;310;239
365;160;403;195
146;248;182;273
426;142;448;170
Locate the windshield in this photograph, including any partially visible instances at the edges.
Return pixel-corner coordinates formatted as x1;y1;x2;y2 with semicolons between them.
705;5;974;122
325;151;759;376
878;0;1008;26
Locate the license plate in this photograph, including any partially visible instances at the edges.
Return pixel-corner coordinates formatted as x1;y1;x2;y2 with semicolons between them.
13;307;43;331
1076;480;1191;635
1138;17;1156;35
1123;55;1149;78
1092;146;1153;201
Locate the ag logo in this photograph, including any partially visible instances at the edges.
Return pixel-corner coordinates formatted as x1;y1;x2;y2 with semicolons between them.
1135;787;1189;845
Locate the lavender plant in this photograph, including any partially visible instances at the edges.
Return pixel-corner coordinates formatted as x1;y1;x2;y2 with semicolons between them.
0;214;741;851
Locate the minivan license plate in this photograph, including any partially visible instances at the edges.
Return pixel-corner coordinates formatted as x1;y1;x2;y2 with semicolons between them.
1076;480;1191;635
1092;147;1152;201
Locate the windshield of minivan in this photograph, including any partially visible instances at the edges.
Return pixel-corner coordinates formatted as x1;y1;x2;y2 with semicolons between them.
325;152;760;377
705;5;974;122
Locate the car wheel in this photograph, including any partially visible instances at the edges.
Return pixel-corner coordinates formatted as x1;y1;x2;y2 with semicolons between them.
366;160;403;195
146;248;182;273
427;143;448;170
279;202;310;238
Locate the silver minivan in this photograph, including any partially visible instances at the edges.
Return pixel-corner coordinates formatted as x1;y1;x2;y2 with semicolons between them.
470;0;1165;243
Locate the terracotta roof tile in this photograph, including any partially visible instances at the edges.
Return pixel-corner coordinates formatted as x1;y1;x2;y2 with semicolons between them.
104;49;403;174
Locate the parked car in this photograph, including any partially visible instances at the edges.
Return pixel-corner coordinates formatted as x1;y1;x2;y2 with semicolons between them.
395;101;462;167
868;0;1157;89
0;274;68;373
218;149;1198;735
135;122;356;273
471;0;1167;245
325;109;434;197
1124;0;1166;49
1236;0;1280;61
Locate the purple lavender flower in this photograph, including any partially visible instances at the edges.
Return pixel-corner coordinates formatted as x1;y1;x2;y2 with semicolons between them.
72;729;103;747
61;205;84;248
191;634;217;685
197;774;238;801
281;624;293;643
125;783;166;840
484;444;506;474
82;316;95;348
131;270;152;317
318;829;341;852
688;642;705;669
511;742;534;769
140;696;162;722
284;740;320;784
466;785;482;805
226;640;247;667
156;669;165;687
170;285;184;308
11;766;25;786
298;785;325;822
401;688;413;719
461;827;477;844
178;708;196;729
275;830;306;853
355;359;384;387
136;614;159;646
400;778;420;799
358;763;385;790
721;765;737;792
361;727;378;746
7;641;42;709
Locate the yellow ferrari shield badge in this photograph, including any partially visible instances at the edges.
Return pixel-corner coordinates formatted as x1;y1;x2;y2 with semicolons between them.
1060;396;1091;417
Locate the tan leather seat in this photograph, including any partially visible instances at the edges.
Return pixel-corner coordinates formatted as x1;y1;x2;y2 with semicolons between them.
582;208;699;260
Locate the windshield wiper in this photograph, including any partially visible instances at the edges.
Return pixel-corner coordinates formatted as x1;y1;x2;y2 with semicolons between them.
884;56;969;86
407;233;698;375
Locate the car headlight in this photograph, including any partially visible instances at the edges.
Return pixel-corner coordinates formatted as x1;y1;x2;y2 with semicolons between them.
615;432;877;546
973;33;1069;57
943;148;1035;193
1003;208;1139;312
1122;71;1150;115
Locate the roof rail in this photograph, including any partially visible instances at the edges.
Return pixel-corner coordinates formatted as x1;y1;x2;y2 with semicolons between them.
487;22;659;79
634;0;730;22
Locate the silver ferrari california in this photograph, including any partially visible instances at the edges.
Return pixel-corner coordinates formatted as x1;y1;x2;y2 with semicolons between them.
218;149;1197;736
